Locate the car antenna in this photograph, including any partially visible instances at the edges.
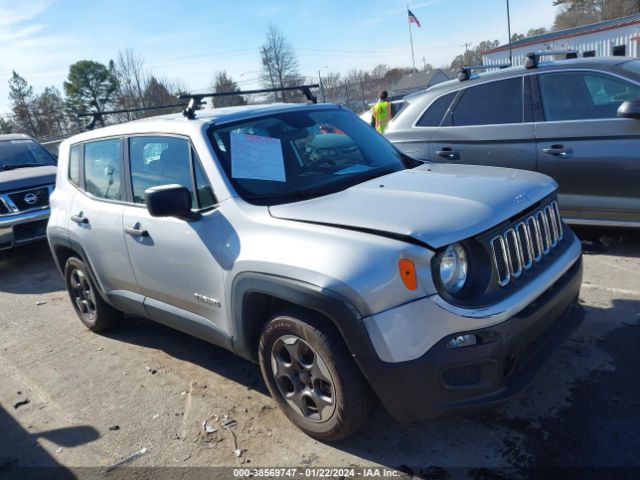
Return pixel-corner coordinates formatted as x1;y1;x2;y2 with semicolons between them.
179;84;320;120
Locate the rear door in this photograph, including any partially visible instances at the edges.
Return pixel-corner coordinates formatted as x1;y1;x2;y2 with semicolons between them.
429;76;538;171
534;70;640;224
67;137;138;295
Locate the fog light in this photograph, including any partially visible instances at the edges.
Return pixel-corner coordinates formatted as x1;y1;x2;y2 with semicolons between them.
446;334;477;349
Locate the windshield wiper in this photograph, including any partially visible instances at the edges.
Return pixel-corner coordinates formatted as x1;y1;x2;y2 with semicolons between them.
1;163;48;170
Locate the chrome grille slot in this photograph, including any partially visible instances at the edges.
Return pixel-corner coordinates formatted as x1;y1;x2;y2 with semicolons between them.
536;210;551;254
488;200;564;287
516;222;533;270
553;201;564;241
505;228;523;278
490;235;510;286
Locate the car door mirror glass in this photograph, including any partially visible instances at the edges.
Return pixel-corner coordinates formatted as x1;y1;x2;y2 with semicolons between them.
617;99;640;119
144;184;201;220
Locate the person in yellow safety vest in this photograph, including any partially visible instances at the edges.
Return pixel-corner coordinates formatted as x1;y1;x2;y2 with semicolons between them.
371;90;393;134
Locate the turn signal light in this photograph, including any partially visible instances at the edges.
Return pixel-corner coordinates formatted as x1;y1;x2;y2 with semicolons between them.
398;259;417;291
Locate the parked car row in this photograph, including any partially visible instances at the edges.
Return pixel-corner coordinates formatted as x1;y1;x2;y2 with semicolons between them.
385;56;640;228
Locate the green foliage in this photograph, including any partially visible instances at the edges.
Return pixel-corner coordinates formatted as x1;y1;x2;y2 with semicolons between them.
212;71;246;107
0;117;12;134
8;71;37;135
63;60;119;116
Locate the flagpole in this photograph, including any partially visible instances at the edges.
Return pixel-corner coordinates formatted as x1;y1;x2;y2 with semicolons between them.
407;4;416;72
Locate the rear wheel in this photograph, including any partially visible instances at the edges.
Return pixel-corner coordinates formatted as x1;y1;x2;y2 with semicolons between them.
259;309;376;441
64;257;121;332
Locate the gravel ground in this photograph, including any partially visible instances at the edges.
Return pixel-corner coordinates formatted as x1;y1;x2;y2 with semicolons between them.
0;228;638;479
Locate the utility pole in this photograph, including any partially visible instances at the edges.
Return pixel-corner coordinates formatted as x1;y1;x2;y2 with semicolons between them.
261;47;277;102
318;70;326;103
462;42;472;65
422;56;426;71
506;0;513;65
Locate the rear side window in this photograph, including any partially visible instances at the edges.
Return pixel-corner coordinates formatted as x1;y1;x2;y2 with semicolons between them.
539;72;640;121
69;144;81;186
84;139;122;201
416;92;456;126
452;77;523;126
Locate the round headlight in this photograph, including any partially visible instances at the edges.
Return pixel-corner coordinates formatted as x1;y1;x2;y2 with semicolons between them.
439;243;468;294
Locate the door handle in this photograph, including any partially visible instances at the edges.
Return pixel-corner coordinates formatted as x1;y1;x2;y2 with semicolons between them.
125;225;149;238
435;147;460;160
542;145;573;157
70;212;89;225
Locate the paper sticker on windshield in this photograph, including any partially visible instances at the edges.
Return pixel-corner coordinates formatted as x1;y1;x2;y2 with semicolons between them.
231;132;286;182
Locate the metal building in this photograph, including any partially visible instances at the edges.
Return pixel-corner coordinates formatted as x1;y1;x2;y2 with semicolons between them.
482;13;640;66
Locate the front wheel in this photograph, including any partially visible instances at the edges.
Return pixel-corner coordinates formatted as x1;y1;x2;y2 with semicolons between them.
64;257;122;332
258;309;376;441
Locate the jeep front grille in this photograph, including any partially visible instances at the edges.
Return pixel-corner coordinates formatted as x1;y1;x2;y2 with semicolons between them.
490;200;563;287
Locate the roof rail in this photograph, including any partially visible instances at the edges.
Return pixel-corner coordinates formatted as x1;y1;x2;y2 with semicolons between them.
524;50;579;69
178;84;320;120
77;103;187;130
457;64;510;81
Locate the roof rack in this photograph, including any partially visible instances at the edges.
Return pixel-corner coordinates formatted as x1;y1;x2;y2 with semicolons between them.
179;84;320;120
77;103;187;130
524;50;579;69
457;64;510;81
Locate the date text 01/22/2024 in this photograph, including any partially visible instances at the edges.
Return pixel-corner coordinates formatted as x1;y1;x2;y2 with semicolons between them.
232;468;401;478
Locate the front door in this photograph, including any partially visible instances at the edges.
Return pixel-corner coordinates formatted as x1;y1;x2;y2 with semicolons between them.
121;135;231;343
534;71;640;224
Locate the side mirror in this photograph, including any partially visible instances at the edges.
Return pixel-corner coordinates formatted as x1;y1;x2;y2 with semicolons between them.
144;184;200;220
617;99;640;119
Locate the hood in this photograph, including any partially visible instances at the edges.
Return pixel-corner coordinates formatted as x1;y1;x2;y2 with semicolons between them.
0;165;57;193
269;163;557;249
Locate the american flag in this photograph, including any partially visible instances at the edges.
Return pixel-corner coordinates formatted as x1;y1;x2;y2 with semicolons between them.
408;9;421;27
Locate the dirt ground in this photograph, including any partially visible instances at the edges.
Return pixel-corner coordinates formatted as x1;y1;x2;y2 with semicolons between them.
1;228;639;479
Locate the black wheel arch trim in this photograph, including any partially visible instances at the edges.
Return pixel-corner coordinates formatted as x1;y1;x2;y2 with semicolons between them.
48;233;111;305
230;272;377;365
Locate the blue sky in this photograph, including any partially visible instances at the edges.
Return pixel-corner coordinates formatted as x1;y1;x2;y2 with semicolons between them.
0;0;558;114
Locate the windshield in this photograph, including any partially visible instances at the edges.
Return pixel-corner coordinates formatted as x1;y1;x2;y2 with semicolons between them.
208;108;411;204
620;59;640;76
0;139;55;169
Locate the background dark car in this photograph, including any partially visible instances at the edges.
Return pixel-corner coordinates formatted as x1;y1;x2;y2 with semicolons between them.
384;57;640;228
0;134;57;250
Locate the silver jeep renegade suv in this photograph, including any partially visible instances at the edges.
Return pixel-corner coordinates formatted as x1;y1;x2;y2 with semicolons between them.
47;102;583;440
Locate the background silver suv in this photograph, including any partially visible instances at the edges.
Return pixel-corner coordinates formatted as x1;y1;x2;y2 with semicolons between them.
385;57;640;229
47;101;583;440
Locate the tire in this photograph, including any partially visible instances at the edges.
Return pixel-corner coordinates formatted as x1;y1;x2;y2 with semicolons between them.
259;308;376;441
64;257;121;332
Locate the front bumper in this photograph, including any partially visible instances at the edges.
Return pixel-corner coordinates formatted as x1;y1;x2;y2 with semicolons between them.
0;208;50;250
357;254;583;422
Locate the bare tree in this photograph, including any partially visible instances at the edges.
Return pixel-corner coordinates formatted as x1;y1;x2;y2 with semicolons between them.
113;49;149;120
260;25;301;102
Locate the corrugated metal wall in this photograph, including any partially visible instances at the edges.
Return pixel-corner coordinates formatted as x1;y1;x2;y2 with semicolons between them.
482;23;640;66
